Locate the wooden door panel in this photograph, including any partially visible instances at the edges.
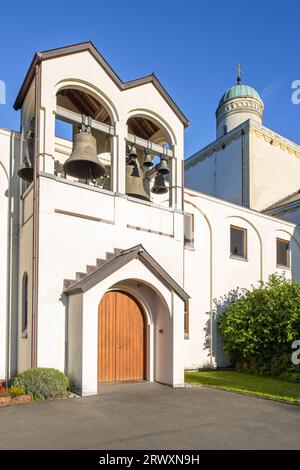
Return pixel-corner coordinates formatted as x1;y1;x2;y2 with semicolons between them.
98;291;116;383
98;291;145;383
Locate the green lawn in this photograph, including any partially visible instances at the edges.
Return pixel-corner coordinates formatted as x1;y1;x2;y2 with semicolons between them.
185;371;300;404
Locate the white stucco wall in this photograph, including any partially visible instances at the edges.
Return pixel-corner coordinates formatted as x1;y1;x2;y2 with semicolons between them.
0;129;9;379
0;128;21;380
35;174;185;376
250;128;300;211
184;189;300;369
185;129;247;206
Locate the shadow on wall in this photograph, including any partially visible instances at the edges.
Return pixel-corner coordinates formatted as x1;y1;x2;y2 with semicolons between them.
206;287;244;368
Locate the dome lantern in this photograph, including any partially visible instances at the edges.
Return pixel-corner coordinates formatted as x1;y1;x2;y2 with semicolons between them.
216;67;264;138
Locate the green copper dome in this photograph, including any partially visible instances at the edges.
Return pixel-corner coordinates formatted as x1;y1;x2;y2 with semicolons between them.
218;84;262;107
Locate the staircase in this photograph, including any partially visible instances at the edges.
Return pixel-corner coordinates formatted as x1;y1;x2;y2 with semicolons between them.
63;247;123;291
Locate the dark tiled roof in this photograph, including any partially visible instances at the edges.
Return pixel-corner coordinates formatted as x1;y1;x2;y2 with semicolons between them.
262;189;300;212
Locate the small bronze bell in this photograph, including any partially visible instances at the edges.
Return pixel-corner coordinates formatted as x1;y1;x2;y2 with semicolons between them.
158;155;169;175
151;172;168;194
127;145;138;165
63;119;105;180
143;150;153;168
17;134;35;182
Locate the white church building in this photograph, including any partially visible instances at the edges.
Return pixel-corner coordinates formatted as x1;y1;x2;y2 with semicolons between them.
1;42;300;395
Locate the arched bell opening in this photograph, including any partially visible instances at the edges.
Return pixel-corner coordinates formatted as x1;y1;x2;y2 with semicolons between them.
17;85;36;187
125;115;173;203
54;88;113;190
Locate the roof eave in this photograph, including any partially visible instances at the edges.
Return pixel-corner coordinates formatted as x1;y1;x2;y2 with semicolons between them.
13;41;189;127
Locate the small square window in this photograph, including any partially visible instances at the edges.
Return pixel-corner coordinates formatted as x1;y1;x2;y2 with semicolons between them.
230;226;247;259
276;238;290;268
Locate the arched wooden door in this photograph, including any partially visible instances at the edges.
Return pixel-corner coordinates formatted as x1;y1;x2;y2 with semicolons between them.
98;291;146;383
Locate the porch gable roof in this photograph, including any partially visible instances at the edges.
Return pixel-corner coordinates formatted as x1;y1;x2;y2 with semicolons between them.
63;244;189;302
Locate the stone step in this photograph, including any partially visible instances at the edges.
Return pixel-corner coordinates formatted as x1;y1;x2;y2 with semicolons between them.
64;279;76;289
96;258;106;267
86;265;97;274
76;272;86;281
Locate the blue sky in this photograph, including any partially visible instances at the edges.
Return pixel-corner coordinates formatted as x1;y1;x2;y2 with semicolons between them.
0;0;299;157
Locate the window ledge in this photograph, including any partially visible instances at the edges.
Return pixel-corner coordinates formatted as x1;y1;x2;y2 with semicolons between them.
184;246;195;251
230;255;248;262
276;264;291;270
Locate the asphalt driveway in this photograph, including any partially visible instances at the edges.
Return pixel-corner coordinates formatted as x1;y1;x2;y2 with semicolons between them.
0;382;299;450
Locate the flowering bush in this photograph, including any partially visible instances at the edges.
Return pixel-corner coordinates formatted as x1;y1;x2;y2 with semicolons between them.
0;383;8;397
13;368;69;400
8;385;26;398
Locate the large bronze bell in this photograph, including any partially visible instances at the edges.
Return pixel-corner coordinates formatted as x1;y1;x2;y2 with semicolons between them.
126;159;150;201
18;133;35;182
63;123;105;180
151;171;168;194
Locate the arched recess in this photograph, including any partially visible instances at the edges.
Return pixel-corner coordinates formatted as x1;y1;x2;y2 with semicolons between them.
184;199;214;366
275;229;300;250
97;278;172;384
226;215;263;281
275;229;300;279
54;81;117;189
126;108;176;146
54;79;118;123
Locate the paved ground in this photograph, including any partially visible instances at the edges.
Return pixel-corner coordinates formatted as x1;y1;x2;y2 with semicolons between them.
0;382;299;450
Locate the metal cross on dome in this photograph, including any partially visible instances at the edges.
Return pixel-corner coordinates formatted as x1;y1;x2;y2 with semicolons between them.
233;64;245;84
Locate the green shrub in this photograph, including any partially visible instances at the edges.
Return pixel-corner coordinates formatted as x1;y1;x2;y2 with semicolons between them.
13;368;69;399
217;274;300;363
8;385;26;397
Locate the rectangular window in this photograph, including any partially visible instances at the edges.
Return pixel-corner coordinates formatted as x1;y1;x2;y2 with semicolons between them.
230;225;247;259
184;213;194;248
184;303;189;338
276;238;290;268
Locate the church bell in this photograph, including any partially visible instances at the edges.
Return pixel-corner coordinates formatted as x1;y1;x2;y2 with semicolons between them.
63;118;105;180
158;155;169;175
126;157;150;201
17;129;35;182
127;144;138;165
151;171;168;194
143;150;153;167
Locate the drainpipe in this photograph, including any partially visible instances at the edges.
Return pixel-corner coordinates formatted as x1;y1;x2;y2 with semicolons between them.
5;133;14;386
241;128;246;206
31;57;42;368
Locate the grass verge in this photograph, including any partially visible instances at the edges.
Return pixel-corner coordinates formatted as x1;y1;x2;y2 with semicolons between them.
185;371;300;404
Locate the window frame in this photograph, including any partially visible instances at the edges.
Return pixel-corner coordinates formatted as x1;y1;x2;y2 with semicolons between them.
230;225;248;260
21;272;28;338
184;302;189;339
276;237;290;269
184;212;195;249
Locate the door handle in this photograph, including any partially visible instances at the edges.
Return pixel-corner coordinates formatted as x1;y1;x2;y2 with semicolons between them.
116;346;123;349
